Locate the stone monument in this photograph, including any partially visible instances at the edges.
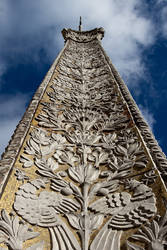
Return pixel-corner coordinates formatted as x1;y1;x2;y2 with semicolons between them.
0;23;167;250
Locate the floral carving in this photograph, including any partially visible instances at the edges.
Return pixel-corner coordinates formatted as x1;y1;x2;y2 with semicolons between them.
10;31;160;250
14;169;29;183
0;210;40;250
15;126;156;249
141;169;157;185
127;199;167;250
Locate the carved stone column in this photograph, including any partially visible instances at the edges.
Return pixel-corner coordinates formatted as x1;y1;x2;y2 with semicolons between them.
0;27;167;250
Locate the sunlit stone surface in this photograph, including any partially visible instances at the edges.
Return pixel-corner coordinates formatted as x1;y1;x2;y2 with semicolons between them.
0;27;167;250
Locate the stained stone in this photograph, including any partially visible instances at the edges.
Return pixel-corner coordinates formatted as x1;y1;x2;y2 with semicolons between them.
0;26;167;250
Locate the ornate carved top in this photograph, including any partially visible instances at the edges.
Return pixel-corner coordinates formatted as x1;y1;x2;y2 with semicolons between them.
62;27;105;42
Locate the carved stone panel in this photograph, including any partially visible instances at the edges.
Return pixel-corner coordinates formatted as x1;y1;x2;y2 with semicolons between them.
0;28;167;250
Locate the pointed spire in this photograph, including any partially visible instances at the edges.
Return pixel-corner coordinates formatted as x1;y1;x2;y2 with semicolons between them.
79;16;82;31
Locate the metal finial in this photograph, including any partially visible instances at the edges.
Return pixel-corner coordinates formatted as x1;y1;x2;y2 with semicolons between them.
79;16;82;31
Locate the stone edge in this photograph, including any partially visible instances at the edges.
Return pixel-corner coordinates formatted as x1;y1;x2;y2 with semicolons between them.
99;41;167;182
0;41;69;195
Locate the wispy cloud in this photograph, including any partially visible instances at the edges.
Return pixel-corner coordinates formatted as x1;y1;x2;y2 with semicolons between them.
0;0;156;81
139;104;156;130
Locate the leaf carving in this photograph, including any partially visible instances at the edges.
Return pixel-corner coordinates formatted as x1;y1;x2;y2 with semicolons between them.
90;214;104;231
0;210;40;250
127;241;144;250
68;165;84;183
20;155;34;168
66;214;81;230
69;182;82;198
85;164;100;184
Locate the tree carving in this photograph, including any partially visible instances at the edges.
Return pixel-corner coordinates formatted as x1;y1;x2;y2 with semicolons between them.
14;125;156;249
9;34;160;250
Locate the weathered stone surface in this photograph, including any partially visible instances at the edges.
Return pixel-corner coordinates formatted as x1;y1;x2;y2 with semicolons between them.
0;27;167;250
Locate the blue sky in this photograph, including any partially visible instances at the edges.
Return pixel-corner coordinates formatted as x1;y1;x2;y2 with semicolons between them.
0;0;167;157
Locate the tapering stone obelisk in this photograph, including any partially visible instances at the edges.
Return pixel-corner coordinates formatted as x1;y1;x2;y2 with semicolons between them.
0;24;167;250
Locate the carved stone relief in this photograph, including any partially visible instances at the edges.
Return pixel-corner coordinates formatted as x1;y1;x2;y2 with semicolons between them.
127;199;167;249
13;127;157;249
0;209;44;250
62;28;104;43
0;29;166;250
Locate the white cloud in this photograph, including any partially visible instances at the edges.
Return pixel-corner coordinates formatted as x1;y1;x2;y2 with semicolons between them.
0;0;156;80
0;94;29;156
139;104;156;130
